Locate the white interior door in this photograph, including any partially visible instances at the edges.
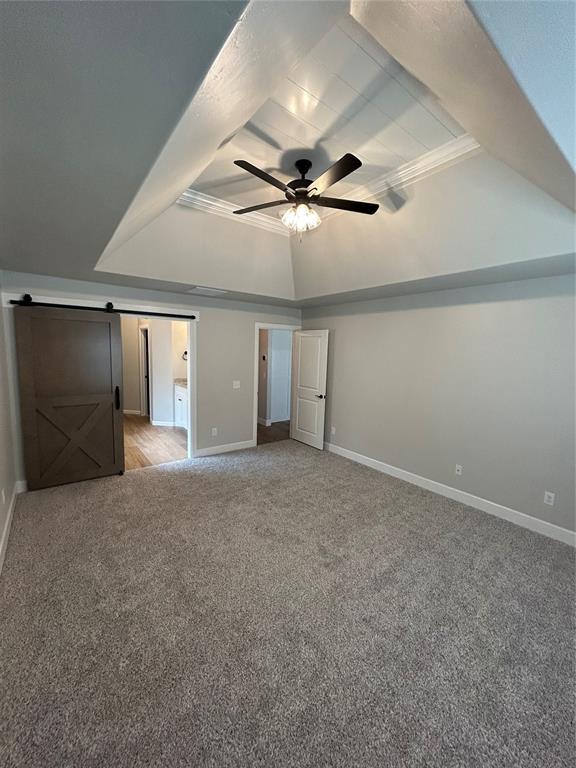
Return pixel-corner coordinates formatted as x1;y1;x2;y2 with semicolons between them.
290;330;328;450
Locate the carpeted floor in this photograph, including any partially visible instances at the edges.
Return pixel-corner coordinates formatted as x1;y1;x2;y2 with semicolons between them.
0;441;574;767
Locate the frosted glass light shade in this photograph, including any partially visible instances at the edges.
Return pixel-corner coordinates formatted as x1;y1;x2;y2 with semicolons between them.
281;203;321;233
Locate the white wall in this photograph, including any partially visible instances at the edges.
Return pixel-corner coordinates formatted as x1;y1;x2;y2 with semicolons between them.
98;205;295;300
150;318;175;426
0;274;18;571
303;274;575;533
120;315;141;413
171;321;188;381
197;308;299;450
268;329;292;423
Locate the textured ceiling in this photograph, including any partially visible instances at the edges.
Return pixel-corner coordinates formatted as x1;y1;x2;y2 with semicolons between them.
193;16;465;216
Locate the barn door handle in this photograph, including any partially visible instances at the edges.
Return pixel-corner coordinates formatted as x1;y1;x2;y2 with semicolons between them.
115;386;120;410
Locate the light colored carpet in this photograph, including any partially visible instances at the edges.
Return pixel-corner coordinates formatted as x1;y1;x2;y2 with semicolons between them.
0;440;574;767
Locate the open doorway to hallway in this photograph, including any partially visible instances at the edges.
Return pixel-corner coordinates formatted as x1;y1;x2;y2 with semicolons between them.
257;328;293;446
121;315;190;470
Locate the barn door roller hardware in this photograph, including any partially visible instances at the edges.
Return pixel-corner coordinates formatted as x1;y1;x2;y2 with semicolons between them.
10;294;196;321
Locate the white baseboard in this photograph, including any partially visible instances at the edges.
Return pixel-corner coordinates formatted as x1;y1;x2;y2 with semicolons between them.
151;420;175;427
123;409;141;416
325;442;575;547
0;481;25;577
194;439;256;458
258;417;271;427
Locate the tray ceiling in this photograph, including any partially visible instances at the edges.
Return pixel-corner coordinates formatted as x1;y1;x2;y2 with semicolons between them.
190;16;466;218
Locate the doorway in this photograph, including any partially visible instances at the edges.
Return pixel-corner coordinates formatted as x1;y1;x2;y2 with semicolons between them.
254;324;300;446
121;315;192;470
139;326;150;417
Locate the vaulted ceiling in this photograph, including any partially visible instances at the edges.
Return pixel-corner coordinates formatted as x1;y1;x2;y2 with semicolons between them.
0;1;574;307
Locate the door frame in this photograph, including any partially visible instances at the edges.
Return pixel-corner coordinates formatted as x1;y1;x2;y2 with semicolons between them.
138;323;150;417
252;322;301;445
124;313;197;461
187;318;197;459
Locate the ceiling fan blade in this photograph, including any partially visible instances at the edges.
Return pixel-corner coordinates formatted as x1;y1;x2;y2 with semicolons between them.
311;196;379;215
234;160;293;196
233;200;287;215
310;153;362;195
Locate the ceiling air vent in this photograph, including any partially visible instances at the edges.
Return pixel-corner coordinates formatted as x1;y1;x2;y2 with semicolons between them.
187;286;229;296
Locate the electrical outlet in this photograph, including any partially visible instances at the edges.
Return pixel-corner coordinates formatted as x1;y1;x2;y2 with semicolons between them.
455;464;463;476
330;426;336;437
211;427;218;437
544;491;555;506
0;488;4;506
232;380;240;389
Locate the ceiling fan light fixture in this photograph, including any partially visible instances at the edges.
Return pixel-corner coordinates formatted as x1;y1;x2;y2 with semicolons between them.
233;155;378;224
281;203;321;234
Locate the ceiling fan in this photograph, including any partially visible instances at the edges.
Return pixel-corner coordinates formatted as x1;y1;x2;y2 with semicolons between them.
232;154;379;234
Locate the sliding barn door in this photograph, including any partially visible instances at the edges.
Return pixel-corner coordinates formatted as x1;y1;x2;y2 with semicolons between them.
290;330;328;450
15;306;124;490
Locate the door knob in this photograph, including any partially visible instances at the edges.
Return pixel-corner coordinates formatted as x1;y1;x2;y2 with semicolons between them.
315;394;326;399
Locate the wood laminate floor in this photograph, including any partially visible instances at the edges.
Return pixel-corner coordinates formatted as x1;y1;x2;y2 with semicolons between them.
124;415;187;470
257;420;290;445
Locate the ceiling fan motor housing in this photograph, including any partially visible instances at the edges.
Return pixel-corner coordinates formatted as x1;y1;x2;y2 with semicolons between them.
294;158;312;178
287;159;314;196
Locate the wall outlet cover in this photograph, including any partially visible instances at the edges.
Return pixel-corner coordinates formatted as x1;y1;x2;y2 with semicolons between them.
455;464;463;476
330;426;336;436
544;491;555;506
211;427;218;437
233;380;241;389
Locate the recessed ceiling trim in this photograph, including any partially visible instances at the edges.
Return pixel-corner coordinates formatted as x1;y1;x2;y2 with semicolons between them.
178;188;290;237
178;134;480;235
318;134;481;223
365;134;480;196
